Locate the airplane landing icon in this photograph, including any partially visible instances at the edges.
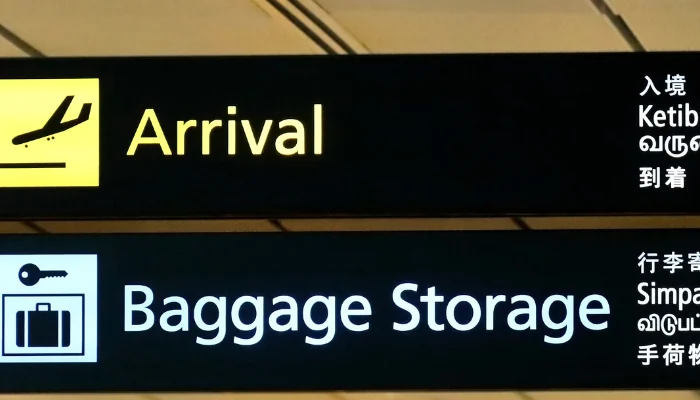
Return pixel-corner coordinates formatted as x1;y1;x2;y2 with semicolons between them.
11;95;92;148
0;77;99;188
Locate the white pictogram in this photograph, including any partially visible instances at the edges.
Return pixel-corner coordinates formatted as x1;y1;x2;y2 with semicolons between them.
0;254;97;363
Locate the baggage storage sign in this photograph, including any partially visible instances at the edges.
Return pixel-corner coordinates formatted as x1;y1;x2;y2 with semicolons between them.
0;231;699;392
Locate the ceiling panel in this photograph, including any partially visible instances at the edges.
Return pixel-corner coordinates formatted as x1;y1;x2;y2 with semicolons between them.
523;216;700;230
318;0;597;13
606;0;700;51
607;0;700;13
0;392;696;400
18;217;700;233
344;393;522;400
0;0;317;56
532;391;698;400
281;218;519;231
0;35;24;56
614;12;700;51
0;222;36;233
0;396;142;400
34;219;278;233
315;0;629;53
156;395;335;400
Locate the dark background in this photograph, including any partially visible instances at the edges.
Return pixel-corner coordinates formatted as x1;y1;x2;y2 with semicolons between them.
0;230;698;392
1;52;700;219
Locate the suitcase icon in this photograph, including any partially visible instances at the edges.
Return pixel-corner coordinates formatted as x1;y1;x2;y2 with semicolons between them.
15;303;71;348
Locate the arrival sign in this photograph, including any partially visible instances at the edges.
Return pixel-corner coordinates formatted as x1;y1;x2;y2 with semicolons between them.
1;52;700;219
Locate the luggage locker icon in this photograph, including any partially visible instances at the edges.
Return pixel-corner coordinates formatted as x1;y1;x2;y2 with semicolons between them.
15;303;71;348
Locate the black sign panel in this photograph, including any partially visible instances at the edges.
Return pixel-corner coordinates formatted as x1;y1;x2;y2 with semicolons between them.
1;52;700;219
0;230;699;392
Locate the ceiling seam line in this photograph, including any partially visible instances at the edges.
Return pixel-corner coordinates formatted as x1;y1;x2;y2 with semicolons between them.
589;0;645;52
328;392;350;400
286;0;356;55
269;219;291;232
21;221;51;234
511;217;532;230
0;23;45;57
266;0;339;55
516;392;538;400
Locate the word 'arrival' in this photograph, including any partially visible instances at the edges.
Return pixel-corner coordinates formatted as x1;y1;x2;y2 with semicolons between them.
126;104;324;156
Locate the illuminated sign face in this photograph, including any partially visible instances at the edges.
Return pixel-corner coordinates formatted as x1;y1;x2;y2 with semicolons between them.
2;53;700;220
0;79;99;188
3;229;700;392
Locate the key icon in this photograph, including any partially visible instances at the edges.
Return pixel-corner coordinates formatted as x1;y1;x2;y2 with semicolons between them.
18;263;68;287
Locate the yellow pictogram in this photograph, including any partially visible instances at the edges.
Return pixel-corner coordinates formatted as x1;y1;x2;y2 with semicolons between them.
0;78;99;188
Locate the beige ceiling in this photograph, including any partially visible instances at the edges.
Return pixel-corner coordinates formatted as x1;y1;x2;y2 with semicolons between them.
2;0;696;57
314;0;629;53
0;0;699;399
0;393;697;400
0;0;318;56
0;36;22;56
606;0;700;51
